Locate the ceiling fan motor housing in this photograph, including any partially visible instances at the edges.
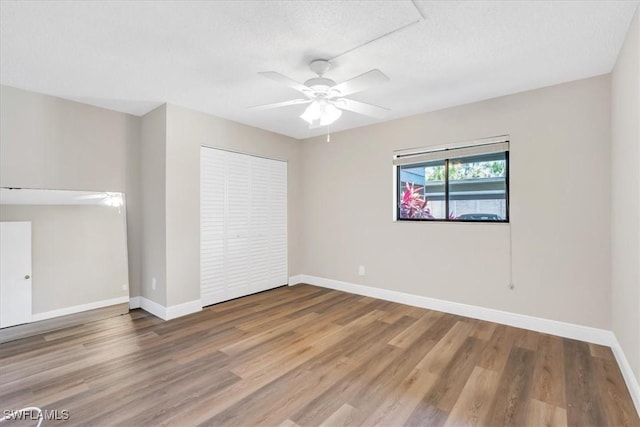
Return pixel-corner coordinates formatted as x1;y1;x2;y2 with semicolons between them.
309;59;331;76
304;77;338;95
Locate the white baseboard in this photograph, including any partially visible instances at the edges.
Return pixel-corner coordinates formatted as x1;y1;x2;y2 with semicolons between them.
138;297;202;321
129;296;141;309
31;296;130;322
610;334;640;415
288;275;305;286
296;274;640;414
165;299;202;320
139;297;166;319
297;274;614;345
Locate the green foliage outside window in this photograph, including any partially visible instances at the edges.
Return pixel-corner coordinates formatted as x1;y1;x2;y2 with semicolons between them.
425;160;505;181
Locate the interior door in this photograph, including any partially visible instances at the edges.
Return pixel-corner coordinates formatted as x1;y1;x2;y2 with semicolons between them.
0;221;32;328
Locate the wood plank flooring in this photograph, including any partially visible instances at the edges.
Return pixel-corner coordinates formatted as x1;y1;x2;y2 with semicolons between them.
1;284;638;426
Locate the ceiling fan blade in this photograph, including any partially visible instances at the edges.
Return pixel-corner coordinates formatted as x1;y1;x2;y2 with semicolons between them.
330;69;389;97
258;71;311;96
248;99;311;111
336;98;390;119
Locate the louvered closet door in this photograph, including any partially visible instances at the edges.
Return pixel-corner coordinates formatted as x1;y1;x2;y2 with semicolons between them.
249;156;272;294
225;151;251;300
200;147;288;307
200;148;226;306
268;160;288;287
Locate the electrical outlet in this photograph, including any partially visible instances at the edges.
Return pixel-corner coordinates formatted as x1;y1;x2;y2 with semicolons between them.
152;278;157;291
358;265;365;276
122;284;127;291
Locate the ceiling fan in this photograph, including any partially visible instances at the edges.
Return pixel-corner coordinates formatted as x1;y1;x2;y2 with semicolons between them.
251;59;390;128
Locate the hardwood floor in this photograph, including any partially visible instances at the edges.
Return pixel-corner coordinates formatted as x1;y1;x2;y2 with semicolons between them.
1;284;638;426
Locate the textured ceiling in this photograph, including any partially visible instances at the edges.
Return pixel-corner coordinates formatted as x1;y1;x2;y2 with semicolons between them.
1;1;637;140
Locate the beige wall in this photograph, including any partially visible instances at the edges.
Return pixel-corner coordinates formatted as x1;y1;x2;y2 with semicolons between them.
140;105;167;306
0;85;142;299
0;63;629;354
0;87;300;312
163;104;301;306
301;75;611;329
612;8;640;381
138;104;300;307
0;205;128;313
165;104;199;307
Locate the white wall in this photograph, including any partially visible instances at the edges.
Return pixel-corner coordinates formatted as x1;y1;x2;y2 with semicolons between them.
300;75;611;329
611;8;640;382
0;85;142;300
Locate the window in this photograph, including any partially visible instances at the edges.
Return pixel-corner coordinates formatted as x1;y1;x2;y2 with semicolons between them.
395;139;509;222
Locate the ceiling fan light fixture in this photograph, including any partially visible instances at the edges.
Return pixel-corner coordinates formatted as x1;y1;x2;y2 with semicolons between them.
300;100;320;124
320;103;342;126
300;100;342;127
